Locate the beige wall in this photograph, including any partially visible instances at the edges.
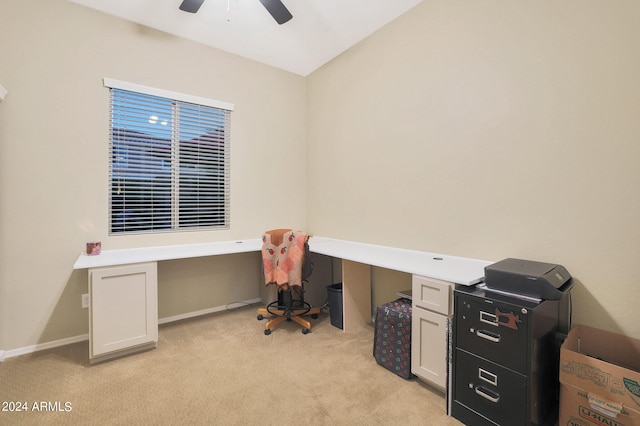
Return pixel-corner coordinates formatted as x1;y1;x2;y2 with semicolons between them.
306;1;640;338
0;0;306;350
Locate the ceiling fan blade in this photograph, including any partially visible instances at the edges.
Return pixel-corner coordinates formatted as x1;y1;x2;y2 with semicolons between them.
179;0;205;13
259;0;293;25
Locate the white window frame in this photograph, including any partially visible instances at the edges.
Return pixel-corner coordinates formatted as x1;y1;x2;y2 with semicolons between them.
104;78;234;235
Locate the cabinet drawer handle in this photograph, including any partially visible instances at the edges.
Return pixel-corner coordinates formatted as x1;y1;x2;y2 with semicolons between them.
475;386;500;403
476;329;501;343
480;311;498;326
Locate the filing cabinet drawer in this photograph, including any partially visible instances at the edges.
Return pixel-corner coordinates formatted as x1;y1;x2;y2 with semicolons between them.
455;293;530;374
454;348;527;426
412;275;453;316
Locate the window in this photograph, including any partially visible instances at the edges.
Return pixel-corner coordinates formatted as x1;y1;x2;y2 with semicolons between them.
104;79;233;234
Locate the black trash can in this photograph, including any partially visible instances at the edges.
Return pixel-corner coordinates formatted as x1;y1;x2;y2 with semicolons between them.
327;283;343;329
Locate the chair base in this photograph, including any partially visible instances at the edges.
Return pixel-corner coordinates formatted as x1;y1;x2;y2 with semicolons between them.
257;303;322;335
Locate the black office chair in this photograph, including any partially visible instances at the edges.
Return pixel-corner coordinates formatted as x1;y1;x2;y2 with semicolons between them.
256;229;321;335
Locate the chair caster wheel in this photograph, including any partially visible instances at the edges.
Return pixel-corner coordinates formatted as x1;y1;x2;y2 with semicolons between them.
257;314;264;321
311;314;318;319
302;328;309;334
264;329;271;335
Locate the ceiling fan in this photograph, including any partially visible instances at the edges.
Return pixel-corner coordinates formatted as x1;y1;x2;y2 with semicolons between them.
179;0;293;25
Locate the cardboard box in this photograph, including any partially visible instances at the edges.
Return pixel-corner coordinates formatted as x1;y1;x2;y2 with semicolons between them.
560;325;640;426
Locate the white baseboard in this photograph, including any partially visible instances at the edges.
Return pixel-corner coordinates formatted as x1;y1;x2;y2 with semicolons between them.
2;334;89;361
0;298;262;362
158;298;261;325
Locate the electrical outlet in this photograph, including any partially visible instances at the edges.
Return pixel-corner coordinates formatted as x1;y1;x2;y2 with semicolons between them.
81;294;90;309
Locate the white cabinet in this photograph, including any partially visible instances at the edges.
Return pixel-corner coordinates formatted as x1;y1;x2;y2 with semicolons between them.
411;275;454;389
89;262;158;362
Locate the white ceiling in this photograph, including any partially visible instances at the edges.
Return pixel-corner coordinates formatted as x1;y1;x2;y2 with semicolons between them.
69;0;423;76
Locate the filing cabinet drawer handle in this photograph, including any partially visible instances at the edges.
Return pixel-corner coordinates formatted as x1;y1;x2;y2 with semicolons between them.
476;329;501;343
480;311;498;326
475;386;500;403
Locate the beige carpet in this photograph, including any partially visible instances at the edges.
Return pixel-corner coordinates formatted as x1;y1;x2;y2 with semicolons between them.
0;306;462;425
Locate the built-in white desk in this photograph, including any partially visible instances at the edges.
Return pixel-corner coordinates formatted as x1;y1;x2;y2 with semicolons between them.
308;237;491;331
310;237;489;285
73;239;262;363
306;237;493;389
73;236;491;363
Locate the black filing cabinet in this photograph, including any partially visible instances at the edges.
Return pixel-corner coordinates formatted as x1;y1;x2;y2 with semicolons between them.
451;286;567;426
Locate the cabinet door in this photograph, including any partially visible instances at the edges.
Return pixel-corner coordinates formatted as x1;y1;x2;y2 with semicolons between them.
412;275;453;315
411;306;448;389
454;349;527;426
89;262;158;360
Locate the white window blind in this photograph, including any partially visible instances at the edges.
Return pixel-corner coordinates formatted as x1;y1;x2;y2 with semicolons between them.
105;79;232;234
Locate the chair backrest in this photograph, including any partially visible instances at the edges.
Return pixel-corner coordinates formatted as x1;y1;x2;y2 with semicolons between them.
302;240;314;282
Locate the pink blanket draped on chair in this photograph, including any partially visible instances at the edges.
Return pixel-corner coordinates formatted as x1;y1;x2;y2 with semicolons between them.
262;229;308;290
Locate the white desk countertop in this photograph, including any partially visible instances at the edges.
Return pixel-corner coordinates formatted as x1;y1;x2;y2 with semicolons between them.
309;237;492;286
73;236;492;285
72;239;263;269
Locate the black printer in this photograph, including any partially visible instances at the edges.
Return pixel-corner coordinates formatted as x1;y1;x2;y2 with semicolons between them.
484;257;573;300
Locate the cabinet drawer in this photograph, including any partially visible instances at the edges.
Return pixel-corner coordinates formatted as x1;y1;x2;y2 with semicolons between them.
412;275;453;315
454;349;527;426
455;292;530;374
